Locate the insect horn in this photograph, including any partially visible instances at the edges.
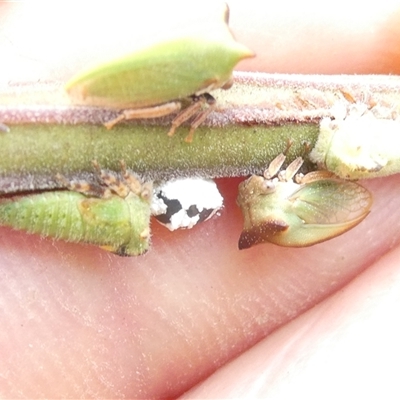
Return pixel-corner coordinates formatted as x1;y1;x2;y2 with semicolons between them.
238;220;289;249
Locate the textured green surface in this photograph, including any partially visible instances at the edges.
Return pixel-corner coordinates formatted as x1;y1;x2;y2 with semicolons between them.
0;122;319;194
66;36;253;108
0;190;151;255
237;172;373;249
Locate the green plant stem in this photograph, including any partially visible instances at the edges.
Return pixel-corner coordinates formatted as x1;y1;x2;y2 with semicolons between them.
1;72;400;193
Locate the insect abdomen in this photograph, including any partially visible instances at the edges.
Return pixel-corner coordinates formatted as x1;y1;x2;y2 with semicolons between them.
0;192;87;241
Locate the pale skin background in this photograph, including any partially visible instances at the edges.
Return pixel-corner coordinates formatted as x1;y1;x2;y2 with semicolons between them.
1;1;400;398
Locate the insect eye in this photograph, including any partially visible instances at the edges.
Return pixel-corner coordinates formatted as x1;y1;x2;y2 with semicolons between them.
263;180;276;192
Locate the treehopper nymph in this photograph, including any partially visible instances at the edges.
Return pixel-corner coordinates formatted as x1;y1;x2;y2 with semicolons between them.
65;4;254;142
237;154;373;249
0;162;152;256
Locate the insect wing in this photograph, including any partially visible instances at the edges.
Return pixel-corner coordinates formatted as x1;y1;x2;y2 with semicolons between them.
290;179;372;225
284;178;373;246
66;28;253;109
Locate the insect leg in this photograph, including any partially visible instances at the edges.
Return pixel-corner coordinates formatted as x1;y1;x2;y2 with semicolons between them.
263;154;303;182
263;153;286;179
92;160;152;203
184;93;217;143
120;161;153;202
167;93;216;141
91;160;130;198
55;161;131;198
55;173;111;198
104;102;182;130
281;157;303;181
